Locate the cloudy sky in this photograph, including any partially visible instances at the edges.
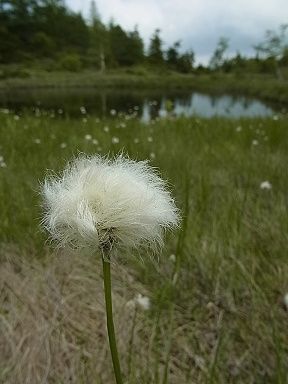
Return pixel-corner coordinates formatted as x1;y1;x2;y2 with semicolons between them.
66;0;287;64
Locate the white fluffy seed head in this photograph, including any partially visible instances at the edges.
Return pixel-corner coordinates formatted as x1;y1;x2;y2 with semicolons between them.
41;154;180;253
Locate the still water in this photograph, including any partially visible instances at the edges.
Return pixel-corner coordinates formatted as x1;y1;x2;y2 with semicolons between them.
0;88;278;120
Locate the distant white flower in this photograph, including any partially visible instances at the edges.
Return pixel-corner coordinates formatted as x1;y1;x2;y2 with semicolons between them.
0;156;3;162
35;108;41;117
169;254;176;262
42;155;179;252
120;123;126;128
252;139;258;146
14;115;20;121
82;118;87;124
110;109;117;116
135;294;150;310
58;108;63;114
104;126;109;133
126;293;150;310
0;162;7;168
147;136;153;142
236;126;242;132
60;143;67;149
150;152;156;159
34;138;41;144
134;138;140;144
92;139;99;145
80;106;86;114
283;293;288;310
260;181;272;190
85;134;92;141
112;136;119;144
273;115;279;121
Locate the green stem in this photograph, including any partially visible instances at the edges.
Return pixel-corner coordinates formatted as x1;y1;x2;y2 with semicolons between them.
102;255;123;384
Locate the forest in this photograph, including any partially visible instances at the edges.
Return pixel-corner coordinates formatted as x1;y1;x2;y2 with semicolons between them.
0;0;288;77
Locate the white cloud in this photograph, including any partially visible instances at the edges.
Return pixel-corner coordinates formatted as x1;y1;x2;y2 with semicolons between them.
67;0;288;63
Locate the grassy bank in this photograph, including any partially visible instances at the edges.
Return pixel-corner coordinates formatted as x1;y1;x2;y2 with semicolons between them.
0;111;288;383
0;67;288;107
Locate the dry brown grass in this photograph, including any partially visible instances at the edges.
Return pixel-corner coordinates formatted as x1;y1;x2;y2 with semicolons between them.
0;247;160;384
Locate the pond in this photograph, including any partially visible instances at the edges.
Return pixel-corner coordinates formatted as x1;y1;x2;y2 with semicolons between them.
0;88;280;120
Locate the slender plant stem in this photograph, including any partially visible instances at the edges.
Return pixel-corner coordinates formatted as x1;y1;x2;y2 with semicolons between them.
102;254;123;384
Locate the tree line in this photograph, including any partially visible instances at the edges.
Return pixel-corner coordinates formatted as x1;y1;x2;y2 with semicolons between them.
0;0;194;72
0;0;287;77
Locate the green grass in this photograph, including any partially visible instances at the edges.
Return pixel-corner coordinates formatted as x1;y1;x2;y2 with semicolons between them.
0;110;287;383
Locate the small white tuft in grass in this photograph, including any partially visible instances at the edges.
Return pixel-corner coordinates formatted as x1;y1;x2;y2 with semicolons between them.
260;181;272;190
283;293;288;310
252;139;259;146
169;254;176;262
85;134;92;141
112;136;120;144
60;143;67;149
135;294;150;310
34;138;41;144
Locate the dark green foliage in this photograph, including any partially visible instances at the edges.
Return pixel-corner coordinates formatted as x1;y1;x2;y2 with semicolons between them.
108;24;144;67
148;29;164;65
0;0;89;61
166;41;194;73
209;37;229;70
58;53;82;71
0;0;287;77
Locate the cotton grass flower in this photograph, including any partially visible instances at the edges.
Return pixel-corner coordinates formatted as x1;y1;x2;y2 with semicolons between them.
42;154;179;253
41;153;179;384
135;294;150;310
111;136;120;144
260;181;272;190
283;293;288;311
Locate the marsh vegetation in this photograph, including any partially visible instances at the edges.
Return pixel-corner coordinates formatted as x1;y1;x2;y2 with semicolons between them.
0;108;287;383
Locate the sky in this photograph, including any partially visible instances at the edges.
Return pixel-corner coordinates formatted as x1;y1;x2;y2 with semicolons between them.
66;0;288;64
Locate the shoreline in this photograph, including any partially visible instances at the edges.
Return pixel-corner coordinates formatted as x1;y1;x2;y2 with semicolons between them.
0;71;287;107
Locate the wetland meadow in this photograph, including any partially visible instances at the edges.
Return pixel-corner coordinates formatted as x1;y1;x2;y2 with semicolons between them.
0;79;287;383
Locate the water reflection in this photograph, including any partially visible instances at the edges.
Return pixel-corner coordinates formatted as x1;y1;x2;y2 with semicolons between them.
0;88;277;120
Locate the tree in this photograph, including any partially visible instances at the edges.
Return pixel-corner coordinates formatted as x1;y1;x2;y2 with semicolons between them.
89;0;100;26
209;37;229;70
254;24;288;79
88;0;106;71
177;50;195;73
148;29;164;65
127;26;144;65
166;40;181;68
